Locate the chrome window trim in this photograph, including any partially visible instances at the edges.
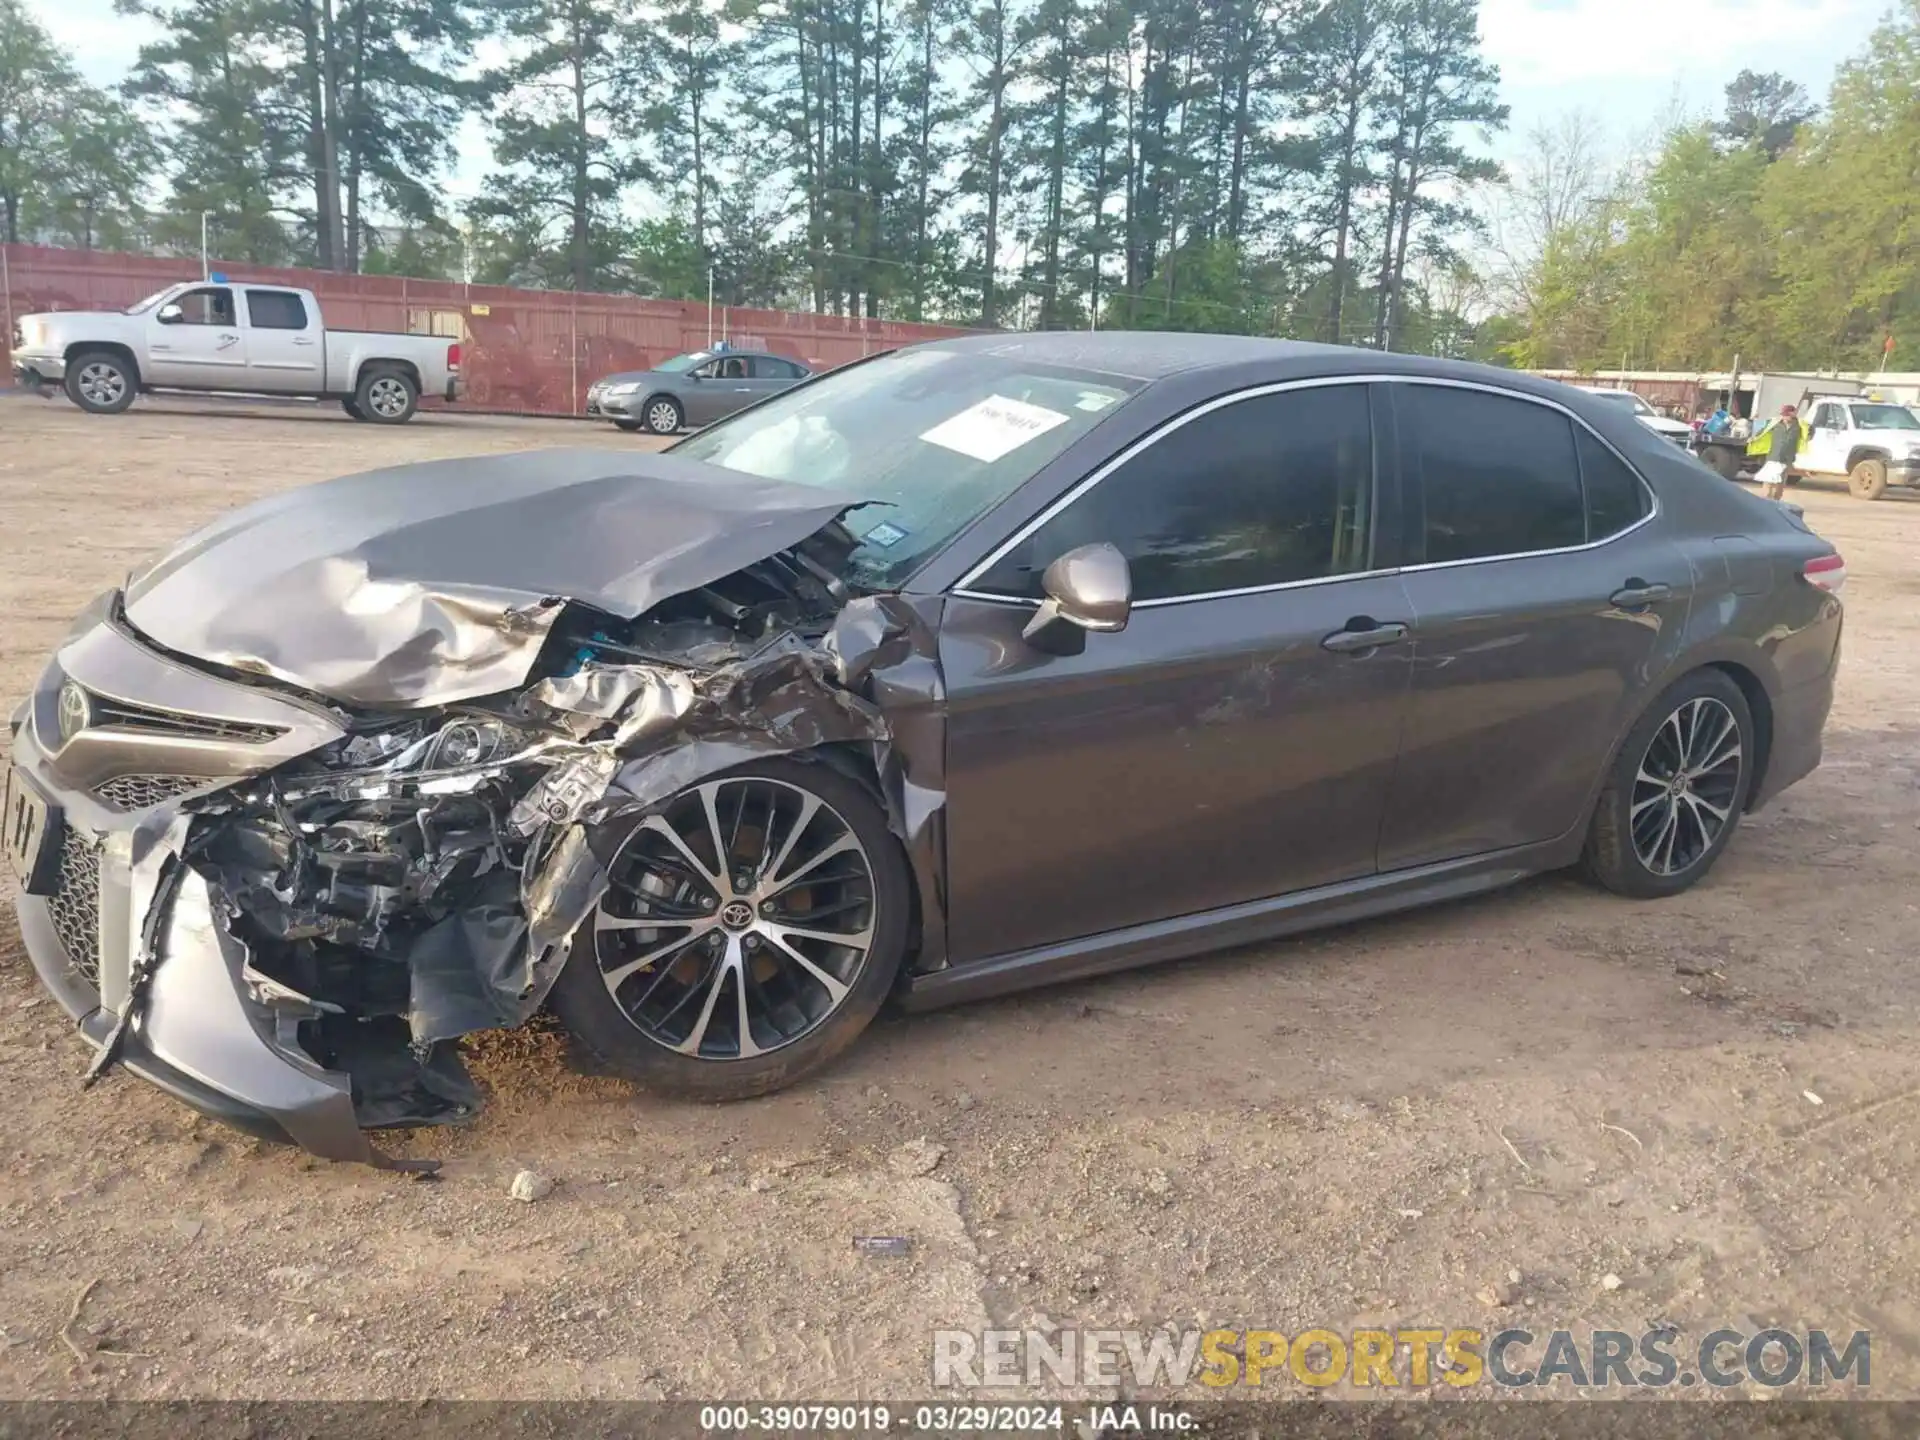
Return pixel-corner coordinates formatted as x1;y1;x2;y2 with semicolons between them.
953;565;1404;611
952;372;1661;609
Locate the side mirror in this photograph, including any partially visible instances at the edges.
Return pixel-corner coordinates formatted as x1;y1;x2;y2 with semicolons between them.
1022;543;1132;655
156;303;184;325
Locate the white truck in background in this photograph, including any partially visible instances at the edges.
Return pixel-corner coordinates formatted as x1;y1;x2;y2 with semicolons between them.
1792;395;1920;499
1691;376;1920;498
10;279;462;424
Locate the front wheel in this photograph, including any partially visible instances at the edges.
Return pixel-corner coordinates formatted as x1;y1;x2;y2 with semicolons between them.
64;350;136;415
1581;669;1754;899
642;395;683;435
1849;457;1888;500
341;396;364;420
547;758;911;1100
353;366;419;424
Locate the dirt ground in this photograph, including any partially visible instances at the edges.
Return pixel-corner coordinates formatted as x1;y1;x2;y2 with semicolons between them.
2;391;1918;1404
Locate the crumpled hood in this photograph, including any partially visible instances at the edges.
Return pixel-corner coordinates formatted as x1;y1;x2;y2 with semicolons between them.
122;448;871;709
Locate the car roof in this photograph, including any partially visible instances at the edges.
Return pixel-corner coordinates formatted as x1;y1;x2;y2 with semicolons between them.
920;330;1616;411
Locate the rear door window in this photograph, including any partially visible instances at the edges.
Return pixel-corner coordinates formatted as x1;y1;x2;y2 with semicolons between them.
244;289;309;330
1400;385;1586;563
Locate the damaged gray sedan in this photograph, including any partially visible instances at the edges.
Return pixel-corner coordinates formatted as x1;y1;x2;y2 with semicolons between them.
5;334;1842;1167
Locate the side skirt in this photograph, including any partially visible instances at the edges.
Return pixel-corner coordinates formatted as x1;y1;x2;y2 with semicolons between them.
896;836;1580;1013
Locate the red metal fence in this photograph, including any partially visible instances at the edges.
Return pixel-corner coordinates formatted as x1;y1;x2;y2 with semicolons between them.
1;244;975;417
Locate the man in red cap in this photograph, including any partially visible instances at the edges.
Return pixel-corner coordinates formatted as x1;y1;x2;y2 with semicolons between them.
1758;403;1801;500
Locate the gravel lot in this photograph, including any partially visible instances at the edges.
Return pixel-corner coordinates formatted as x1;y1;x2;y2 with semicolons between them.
2;394;1918;1402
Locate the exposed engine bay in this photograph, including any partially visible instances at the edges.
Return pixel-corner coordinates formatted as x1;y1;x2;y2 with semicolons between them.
17;453;948;1168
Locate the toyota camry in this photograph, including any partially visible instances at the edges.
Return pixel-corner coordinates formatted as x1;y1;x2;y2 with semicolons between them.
3;334;1844;1167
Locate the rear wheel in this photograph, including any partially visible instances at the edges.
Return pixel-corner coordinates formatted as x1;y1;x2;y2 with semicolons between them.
1699;444;1739;480
353;366;419;424
1582;669;1754;899
643;395;683;435
548;758;911;1100
1849;457;1888;500
64;350;136;415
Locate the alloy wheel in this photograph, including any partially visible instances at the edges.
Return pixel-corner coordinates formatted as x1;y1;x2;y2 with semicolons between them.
367;376;410;418
647;400;679;433
1630;695;1743;877
591;777;878;1060
78;362;126;407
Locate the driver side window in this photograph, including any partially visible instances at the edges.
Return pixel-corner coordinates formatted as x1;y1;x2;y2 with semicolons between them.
174;288;235;326
974;384;1377;604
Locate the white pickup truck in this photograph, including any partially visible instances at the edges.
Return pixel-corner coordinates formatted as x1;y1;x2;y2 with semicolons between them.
10;279;462;424
1792;395;1920;499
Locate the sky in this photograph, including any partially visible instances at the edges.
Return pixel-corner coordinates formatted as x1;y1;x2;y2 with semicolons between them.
34;0;1883;211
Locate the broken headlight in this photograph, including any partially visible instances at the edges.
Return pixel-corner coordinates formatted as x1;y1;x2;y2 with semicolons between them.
328;716;539;777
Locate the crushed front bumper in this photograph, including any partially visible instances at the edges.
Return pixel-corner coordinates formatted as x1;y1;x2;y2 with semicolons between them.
6;611;383;1165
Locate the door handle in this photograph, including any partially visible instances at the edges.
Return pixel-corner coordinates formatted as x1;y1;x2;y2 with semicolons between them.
1610;579;1673;609
1321;619;1410;654
292;337;315;346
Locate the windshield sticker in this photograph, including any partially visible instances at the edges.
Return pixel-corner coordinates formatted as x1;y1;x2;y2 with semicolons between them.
1075;392;1118;412
862;520;908;549
920;395;1071;462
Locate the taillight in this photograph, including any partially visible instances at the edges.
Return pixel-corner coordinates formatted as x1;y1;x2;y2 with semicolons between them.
1802;553;1846;595
447;342;462;372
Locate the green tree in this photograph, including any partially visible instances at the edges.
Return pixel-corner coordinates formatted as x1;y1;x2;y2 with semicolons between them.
1370;0;1505;349
0;0;68;243
474;0;641;292
121;0;303;264
44;92;159;249
1714;69;1816;160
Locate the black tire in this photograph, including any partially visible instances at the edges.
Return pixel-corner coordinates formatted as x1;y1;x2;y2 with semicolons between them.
614;418;643;433
64;349;137;415
1699;444;1739;480
1849;457;1888;500
1581;669;1755;899
352;366;419;424
341;396;365;420
641;394;683;435
548;757;912;1100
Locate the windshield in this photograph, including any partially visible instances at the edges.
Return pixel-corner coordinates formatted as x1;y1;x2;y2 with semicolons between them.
1850;403;1920;431
672;347;1139;586
653;351;711;374
124;286;178;316
1592;391;1654;417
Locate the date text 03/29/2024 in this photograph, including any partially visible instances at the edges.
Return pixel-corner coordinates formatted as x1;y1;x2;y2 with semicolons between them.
696;1405;1193;1433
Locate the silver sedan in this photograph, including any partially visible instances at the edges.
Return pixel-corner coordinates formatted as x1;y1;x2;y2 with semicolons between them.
586;349;813;434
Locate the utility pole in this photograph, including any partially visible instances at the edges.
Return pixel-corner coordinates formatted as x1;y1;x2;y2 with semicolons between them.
200;211;214;279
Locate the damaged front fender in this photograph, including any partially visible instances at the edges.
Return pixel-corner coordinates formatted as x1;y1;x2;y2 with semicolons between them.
86;586;952;1168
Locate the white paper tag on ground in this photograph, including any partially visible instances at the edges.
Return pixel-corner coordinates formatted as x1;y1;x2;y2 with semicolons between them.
920;395;1070;462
